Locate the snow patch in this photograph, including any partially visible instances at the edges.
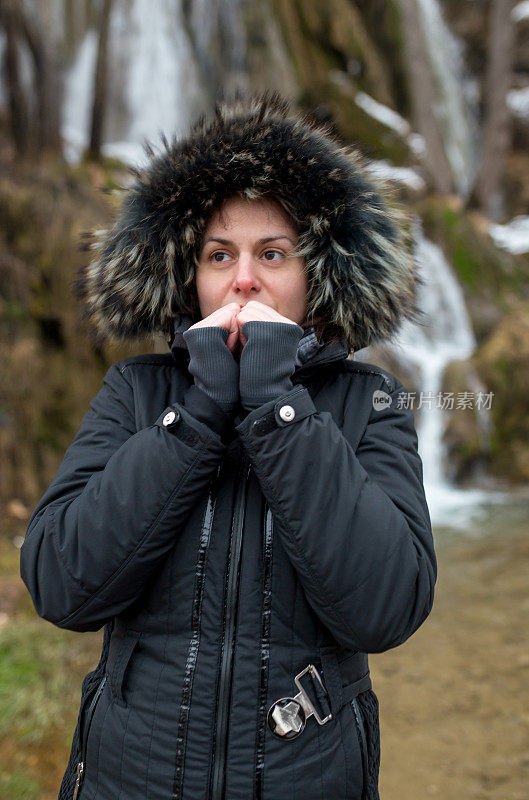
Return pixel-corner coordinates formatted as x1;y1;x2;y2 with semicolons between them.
364;159;427;191
489;216;529;255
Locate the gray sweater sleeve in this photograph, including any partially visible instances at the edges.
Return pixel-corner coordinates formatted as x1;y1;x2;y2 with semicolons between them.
182;326;239;414
239;320;304;410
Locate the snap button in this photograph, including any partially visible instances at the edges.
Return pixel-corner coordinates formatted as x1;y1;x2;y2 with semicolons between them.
162;410;179;426
278;405;295;422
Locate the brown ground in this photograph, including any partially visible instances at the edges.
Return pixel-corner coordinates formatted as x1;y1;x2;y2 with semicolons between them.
374;495;529;799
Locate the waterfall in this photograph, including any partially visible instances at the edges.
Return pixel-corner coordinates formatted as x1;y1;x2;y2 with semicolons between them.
62;0;207;166
416;0;481;198
62;28;99;163
357;221;508;529
186;0;249;95
60;0;253;166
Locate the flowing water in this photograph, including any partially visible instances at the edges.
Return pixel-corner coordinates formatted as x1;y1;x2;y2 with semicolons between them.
358;220;511;530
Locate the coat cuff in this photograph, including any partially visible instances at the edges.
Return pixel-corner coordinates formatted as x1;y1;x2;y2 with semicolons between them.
155;383;235;446
234;384;317;441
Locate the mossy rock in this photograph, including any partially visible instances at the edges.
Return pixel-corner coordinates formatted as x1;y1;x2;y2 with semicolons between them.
271;0;414;162
419;196;519;293
417;195;528;342
273;0;394;101
0;156;148;507
440;358;494;484
472;301;529;483
317;76;411;163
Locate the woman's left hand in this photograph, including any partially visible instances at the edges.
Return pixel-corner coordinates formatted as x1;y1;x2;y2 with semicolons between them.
236;300;298;347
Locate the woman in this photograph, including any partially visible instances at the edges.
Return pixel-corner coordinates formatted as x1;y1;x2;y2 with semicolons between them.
20;89;437;800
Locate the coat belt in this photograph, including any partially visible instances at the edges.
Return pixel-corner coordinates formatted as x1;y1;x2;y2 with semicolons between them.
320;646;372;716
266;647;371;740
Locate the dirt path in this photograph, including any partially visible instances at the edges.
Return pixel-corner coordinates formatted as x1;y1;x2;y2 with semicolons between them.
374;513;529;799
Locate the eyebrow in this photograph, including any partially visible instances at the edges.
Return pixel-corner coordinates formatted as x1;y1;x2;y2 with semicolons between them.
202;235;295;246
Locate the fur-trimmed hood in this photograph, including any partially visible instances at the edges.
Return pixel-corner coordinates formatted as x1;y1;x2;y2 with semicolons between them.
74;89;424;351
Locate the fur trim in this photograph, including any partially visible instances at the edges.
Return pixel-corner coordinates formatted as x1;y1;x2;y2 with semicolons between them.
74;88;425;351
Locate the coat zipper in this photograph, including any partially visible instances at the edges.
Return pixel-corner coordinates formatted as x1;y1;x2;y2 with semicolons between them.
254;501;273;800
72;673;108;800
172;463;222;800
351;696;368;800
210;451;251;800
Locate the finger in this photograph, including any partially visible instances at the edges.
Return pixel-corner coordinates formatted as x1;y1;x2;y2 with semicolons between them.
226;329;240;352
238;304;294;326
193;302;241;330
241;300;275;320
226;307;242;352
236;306;272;326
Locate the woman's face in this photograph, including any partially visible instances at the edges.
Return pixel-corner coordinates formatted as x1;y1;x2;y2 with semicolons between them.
195;196;308;324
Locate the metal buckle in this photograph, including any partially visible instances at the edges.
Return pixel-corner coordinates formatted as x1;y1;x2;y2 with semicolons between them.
267;664;333;741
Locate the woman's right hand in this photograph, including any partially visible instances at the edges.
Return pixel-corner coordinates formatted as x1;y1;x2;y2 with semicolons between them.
188;303;242;353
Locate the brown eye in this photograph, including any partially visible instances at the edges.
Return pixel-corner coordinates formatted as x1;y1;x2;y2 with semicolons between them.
210;252;230;262
263;250;283;261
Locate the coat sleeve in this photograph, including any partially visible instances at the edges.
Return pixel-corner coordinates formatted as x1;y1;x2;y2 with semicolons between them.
234;374;437;654
20;361;228;632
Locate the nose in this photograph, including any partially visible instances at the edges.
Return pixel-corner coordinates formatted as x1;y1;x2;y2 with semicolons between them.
233;253;260;294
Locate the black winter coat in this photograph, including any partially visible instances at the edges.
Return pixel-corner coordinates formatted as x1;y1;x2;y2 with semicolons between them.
20;333;437;800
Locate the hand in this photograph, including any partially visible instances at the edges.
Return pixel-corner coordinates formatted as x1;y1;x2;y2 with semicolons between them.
188;302;242;354
236;300;299;348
